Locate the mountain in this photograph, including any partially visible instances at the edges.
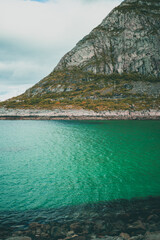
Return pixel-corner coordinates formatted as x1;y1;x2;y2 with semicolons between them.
1;0;160;111
55;0;160;76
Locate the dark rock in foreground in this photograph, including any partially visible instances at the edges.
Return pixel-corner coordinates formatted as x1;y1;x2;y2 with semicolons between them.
1;196;160;240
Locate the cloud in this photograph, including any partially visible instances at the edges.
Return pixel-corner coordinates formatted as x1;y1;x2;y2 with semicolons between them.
0;0;122;100
0;84;32;101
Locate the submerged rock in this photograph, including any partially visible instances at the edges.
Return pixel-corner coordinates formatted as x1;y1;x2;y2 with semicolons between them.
6;237;32;240
1;197;160;240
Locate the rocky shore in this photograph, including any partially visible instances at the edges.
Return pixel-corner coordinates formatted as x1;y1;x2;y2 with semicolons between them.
0;108;160;120
1;196;160;240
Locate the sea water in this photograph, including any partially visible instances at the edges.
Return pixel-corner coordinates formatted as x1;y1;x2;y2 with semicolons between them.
0;120;160;211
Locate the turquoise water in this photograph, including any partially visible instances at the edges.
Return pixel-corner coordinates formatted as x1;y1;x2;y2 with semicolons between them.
0;120;160;211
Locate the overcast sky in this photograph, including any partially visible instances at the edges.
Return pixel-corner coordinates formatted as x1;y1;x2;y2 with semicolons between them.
0;0;122;101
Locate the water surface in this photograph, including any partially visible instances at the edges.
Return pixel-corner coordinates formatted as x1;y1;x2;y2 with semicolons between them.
0;120;160;211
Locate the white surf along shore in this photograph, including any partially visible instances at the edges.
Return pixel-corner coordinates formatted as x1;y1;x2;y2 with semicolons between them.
0;108;160;120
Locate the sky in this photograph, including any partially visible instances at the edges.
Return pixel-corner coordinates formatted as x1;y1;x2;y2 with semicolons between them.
0;0;122;101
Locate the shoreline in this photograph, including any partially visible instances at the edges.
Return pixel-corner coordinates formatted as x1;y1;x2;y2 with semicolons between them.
0;108;160;120
1;116;160;120
1;196;160;240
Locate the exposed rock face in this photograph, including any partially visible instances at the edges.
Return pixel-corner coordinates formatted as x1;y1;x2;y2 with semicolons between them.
55;0;160;76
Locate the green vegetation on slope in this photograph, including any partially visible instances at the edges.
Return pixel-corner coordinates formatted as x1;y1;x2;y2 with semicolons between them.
1;68;160;111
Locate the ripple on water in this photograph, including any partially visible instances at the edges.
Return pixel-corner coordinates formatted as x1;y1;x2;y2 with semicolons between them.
0;120;160;211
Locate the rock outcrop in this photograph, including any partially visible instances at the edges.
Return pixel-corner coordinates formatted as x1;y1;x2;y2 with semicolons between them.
55;0;160;76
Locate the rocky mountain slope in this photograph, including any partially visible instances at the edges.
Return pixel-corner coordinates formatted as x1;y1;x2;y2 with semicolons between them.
1;0;160;111
55;0;160;76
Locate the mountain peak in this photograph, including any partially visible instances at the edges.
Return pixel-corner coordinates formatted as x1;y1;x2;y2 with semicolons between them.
121;0;160;6
55;0;160;77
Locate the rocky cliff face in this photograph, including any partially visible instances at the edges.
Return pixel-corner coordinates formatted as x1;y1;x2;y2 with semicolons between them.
55;0;160;76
